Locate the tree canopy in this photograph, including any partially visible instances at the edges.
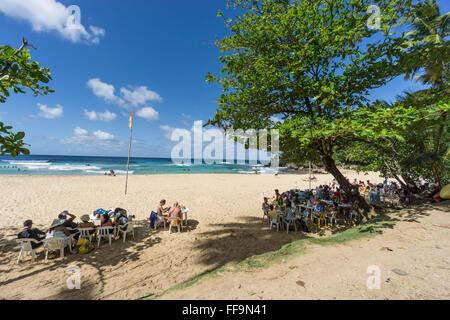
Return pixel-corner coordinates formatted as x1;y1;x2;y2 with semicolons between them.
0;38;54;157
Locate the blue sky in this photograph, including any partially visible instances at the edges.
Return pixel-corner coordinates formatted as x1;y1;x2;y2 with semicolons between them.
0;0;448;158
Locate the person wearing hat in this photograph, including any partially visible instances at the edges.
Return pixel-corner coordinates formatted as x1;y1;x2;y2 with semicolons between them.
58;211;77;229
78;215;96;237
46;219;71;239
58;211;80;240
17;220;46;249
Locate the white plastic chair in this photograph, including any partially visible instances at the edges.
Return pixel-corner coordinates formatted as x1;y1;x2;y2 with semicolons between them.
168;217;182;234
328;210;338;227
97;226;115;247
262;209;269;221
43;237;68;261
78;228;96;242
16;239;41;263
283;216;298;233
181;207;189;226
269;213;281;232
118;222;134;243
350;209;359;220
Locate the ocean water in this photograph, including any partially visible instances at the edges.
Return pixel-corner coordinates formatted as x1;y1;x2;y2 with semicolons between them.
0;155;283;175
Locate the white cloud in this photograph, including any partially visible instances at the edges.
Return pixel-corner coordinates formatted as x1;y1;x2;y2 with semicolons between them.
61;128;117;149
136;107;159;122
86;78;164;111
86;78;119;103
0;0;105;44
84;109;117;122
93;130;114;140
182;113;192;119
73;126;88;136
120;86;163;107
36;103;63;119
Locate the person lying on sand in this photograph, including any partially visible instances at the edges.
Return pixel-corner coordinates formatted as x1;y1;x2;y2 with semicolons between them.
106;169;116;176
18;220;46;249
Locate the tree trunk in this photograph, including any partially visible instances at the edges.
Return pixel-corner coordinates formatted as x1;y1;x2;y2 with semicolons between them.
316;149;371;215
401;174;420;193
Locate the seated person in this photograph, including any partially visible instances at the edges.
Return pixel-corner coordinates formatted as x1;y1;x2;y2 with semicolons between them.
101;213;115;234
155;200;169;226
18;220;46;249
106;169;116;176
46;219;71;239
58;210;79;240
116;211;134;231
78;215;96;235
167;202;183;229
313;201;325;217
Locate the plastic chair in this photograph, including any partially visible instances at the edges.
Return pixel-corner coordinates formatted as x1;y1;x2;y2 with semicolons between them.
262;209;269;221
16;239;41;263
78;228;96;242
181;206;189;226
168;217;182;234
328;210;338;227
97;226;115;247
118;222;135;243
269;213;281;232
43;237;68;261
349;209;359;220
283;216;298;233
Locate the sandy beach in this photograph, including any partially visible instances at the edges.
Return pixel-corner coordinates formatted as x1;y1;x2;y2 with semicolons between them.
0;171;448;300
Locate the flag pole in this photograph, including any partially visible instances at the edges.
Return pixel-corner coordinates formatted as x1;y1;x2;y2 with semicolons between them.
125;112;133;195
309;161;312;190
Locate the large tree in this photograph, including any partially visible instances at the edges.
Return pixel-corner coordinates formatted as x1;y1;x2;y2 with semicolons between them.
207;0;411;213
0;38;54;156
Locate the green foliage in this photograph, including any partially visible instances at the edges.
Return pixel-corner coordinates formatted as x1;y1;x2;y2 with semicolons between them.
0;39;54;157
399;0;449;87
0;43;53;102
207;0;410;149
0;122;30;157
335;91;450;187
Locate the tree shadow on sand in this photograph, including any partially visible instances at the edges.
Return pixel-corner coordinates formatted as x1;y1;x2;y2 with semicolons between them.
190;216;314;272
0;219;172;299
189;202;450;273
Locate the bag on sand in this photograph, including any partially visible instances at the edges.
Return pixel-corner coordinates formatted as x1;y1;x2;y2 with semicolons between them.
77;238;94;254
149;211;158;228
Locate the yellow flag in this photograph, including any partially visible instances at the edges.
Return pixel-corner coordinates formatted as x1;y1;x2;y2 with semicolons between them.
128;112;133;129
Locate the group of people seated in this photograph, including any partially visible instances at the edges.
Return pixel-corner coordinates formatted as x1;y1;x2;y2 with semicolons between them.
262;180;360;230
149;200;184;230
17;208;134;256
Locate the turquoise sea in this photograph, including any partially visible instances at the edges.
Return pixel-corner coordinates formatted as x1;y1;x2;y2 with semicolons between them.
0;155;283;175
